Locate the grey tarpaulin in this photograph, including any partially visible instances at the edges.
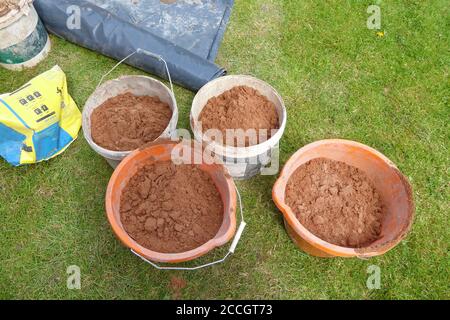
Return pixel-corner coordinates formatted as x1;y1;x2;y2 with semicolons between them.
34;0;234;91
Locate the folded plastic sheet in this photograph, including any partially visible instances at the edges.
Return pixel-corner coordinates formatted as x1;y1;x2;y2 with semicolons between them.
34;0;234;91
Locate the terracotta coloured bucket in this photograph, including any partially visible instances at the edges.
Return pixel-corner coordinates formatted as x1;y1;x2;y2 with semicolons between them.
106;140;239;264
272;139;414;258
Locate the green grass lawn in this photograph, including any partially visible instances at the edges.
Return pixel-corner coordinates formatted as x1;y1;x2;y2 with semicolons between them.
0;0;448;299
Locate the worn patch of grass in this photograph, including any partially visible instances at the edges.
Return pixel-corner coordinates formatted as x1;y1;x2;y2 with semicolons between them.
0;0;448;299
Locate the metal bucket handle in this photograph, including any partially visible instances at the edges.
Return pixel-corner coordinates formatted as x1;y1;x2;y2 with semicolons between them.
131;186;247;270
96;48;174;96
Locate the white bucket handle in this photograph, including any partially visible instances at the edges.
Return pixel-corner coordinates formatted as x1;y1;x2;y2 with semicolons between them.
131;186;247;270
96;48;174;96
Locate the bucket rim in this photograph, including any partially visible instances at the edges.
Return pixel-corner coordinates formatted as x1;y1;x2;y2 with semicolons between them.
82;75;178;160
272;139;415;258
105;140;238;264
190;75;287;159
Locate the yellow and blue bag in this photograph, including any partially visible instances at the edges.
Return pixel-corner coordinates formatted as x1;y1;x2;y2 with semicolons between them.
0;65;81;166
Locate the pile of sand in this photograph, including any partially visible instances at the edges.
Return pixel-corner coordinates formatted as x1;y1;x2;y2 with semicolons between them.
120;161;224;253
90;92;172;151
199;86;280;147
286;158;385;248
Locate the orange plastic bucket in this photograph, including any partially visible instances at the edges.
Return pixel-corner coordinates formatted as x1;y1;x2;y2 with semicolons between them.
106;140;238;264
272;139;414;258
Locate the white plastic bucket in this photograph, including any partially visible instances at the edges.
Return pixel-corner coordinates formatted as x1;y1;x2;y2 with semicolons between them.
0;2;50;70
191;75;287;179
83;75;178;168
